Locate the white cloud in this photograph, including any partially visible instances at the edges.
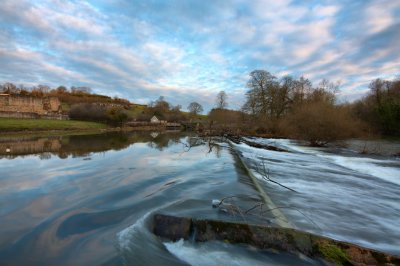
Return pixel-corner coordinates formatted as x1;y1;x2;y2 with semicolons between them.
313;5;340;17
365;2;398;34
1;0;399;110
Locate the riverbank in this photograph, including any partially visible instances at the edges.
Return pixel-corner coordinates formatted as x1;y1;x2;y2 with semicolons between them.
0;118;107;131
0;118;184;137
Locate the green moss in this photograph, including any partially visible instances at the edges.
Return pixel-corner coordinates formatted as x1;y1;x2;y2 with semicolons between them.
318;242;349;266
285;230;312;252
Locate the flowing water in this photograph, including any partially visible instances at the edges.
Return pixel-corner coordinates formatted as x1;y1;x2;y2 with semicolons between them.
0;132;399;265
234;137;400;255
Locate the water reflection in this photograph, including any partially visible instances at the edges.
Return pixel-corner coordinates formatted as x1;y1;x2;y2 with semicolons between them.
0;131;263;265
0;131;188;159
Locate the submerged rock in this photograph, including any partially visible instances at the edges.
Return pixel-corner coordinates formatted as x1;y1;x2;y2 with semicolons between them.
153;214;191;242
153;214;400;266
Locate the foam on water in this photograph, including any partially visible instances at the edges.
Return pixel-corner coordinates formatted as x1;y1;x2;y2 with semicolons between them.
318;154;400;186
117;210;153;251
231;138;400;254
116;201;192;266
117;199;182;249
164;239;317;266
243;137;320;154
164;239;265;266
243;138;400;186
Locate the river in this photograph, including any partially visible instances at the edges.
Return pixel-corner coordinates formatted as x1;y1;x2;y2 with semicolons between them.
0;132;399;265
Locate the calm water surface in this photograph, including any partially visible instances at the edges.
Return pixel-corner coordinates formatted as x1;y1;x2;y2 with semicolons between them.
0;132;289;265
0;132;399;265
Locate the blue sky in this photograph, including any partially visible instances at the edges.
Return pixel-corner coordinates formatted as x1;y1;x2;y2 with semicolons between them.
1;0;399;111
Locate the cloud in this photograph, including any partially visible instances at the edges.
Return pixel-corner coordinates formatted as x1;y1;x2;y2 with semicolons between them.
0;0;399;111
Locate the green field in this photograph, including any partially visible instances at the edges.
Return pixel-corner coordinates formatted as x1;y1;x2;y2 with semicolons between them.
0;118;107;131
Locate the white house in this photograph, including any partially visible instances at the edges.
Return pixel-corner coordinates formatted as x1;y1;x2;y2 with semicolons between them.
150;115;160;123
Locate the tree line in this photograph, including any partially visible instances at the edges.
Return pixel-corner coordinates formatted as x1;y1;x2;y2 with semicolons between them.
353;78;400;136
208;70;399;145
0;83;130;105
2;72;399;141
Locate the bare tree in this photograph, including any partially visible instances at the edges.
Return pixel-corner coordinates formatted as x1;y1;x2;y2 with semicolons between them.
154;96;170;112
187;102;203;115
243;70;279;117
1;82;18;94
291;76;312;105
55;86;68;94
31;85;50;96
216;90;228;109
71;86;92;94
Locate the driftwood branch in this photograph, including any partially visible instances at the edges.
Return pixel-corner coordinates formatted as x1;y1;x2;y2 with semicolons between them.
213;194;319;232
254;159;298;193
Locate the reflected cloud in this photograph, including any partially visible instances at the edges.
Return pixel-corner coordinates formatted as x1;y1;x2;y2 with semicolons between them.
0;131;190;159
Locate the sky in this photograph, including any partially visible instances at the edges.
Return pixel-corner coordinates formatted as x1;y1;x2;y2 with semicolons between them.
1;0;399;112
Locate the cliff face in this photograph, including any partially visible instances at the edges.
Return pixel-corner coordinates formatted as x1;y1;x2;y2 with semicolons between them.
0;95;61;115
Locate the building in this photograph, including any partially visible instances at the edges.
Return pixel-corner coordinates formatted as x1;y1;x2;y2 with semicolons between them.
0;94;62;119
150;115;160;123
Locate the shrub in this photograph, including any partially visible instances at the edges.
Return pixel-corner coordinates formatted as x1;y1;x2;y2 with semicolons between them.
69;103;129;126
282;102;361;146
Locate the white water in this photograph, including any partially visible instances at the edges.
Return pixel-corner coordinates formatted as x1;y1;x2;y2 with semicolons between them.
164;239;318;266
233;138;400;255
115;138;400;265
318;154;400;186
165;239;269;266
117;210;153;251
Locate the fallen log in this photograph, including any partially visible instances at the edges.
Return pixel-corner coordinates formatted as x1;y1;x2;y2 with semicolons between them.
153;214;400;266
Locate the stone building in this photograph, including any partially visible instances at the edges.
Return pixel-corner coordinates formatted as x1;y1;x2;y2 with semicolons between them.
0;94;61;118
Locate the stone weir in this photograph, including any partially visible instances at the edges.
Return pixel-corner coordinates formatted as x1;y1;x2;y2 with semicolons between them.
153;214;400;266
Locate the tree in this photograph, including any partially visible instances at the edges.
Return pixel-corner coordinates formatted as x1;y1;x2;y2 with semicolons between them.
107;106;129;126
167;104;187;122
362;78;400;135
55;86;68;94
270;75;294;118
307;79;339;104
187;102;203;115
243;70;279;117
291;76;312;105
31;85;50;97
18;84;29;96
209;108;242;124
1;82;18;94
241;90;258;116
71;86;92;94
216;91;228;109
154;96;170;112
171;104;182;112
69;103;129;125
148;96;171;118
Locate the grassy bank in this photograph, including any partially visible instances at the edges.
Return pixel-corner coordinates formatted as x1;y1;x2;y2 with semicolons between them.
0;118;108;132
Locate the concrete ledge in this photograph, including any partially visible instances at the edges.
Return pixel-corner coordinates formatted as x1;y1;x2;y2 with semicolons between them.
153;214;400;266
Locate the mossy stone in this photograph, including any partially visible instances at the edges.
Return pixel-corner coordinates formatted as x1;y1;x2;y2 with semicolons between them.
317;242;349;266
